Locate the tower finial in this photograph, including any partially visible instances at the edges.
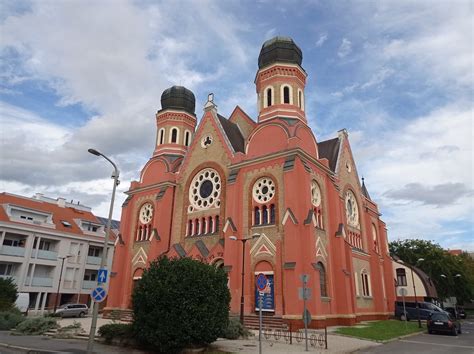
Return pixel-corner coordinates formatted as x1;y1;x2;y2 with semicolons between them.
204;92;217;111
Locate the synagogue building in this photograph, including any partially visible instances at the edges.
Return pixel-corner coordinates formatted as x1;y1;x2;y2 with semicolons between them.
105;36;396;327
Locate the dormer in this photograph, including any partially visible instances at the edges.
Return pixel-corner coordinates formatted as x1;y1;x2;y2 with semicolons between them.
3;204;55;228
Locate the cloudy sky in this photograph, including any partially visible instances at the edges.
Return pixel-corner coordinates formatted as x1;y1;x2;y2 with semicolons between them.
0;0;472;250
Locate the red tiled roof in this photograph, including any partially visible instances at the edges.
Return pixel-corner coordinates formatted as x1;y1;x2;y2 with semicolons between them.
0;192;101;237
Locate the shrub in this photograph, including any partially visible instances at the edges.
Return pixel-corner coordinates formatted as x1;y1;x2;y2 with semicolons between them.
221;317;252;340
15;317;58;335
0;308;25;330
132;256;231;353
98;323;134;344
0;278;18;311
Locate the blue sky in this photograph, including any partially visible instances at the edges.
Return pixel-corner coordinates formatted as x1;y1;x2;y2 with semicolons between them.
0;0;472;250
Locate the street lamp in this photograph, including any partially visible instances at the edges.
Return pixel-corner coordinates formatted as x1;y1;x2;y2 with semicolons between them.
86;148;120;353
229;233;260;324
53;254;73;313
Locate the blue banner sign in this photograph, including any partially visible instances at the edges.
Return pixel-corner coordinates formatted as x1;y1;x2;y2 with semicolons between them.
255;274;274;311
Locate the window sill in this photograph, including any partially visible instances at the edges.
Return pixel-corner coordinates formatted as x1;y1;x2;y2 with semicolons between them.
362;296;373;300
186;232;219;238
252;223;276;228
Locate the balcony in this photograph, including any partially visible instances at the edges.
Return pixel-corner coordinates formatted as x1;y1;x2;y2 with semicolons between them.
82;280;97;289
25;276;53;287
86;256;101;265
37;249;58;261
0;275;17;283
0;246;25;257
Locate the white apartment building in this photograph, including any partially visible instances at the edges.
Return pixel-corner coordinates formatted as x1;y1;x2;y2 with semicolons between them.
0;192;116;314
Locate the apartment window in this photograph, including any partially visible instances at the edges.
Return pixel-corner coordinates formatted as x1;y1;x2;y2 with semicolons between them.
3;239;25;247
396;268;407;286
38;240;51;251
0;264;14;276
88;247;101;257
84;272;97;281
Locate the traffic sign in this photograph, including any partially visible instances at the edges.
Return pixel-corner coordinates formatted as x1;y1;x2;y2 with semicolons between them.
398;288;408;297
256;273;268;291
298;287;312;300
98;268;108;284
300;274;309;283
91;287;107;303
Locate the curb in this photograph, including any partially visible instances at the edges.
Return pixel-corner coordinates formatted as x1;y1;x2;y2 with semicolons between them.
0;341;64;353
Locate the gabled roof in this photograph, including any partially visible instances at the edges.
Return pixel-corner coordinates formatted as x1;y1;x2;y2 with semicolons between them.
217;114;245;153
317;137;340;172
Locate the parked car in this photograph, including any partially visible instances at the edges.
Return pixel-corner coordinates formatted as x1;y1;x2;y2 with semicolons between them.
54;303;88;318
427;312;461;335
444;307;459;319
395;301;448;321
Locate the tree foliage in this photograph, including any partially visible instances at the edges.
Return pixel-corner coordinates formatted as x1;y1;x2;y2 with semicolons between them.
132;256;231;353
0;277;18;311
390;239;474;304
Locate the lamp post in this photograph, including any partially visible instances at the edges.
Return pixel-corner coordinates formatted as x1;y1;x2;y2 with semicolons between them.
86;148;119;354
229;234;260;324
53;255;73;313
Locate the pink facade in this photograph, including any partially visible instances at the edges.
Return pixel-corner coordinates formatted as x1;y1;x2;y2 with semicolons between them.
105;37;395;327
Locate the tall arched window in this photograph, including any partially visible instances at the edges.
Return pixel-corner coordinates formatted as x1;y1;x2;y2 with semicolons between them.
316;262;328;297
158;128;165;145
254;207;261;226
208;216;213;234
372;224;379;253
215;215;219;232
361;270;371;296
184;131;191;146
298;89;304;111
269;204;275;224
170;128;178;143
266;88;272;107
396;268;407;286
262;205;268;224
283;86;290;104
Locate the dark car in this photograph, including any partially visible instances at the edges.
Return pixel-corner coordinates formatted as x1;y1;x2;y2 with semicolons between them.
395;301;448;321
427;312;461;335
444;307;458;319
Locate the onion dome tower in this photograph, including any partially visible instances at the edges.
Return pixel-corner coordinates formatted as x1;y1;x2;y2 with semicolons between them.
255;36;307;123
154;86;197;157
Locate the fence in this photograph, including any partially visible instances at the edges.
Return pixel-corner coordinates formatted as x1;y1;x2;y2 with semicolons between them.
262;324;328;350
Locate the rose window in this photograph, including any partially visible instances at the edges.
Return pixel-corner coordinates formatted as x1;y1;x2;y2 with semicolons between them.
345;190;359;228
252;177;275;203
139;203;154;224
189;168;221;210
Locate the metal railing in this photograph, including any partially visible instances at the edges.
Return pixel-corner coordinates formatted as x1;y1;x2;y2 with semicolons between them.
262;324;328;350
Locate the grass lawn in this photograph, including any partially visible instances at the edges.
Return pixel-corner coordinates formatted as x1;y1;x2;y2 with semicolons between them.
335;320;425;341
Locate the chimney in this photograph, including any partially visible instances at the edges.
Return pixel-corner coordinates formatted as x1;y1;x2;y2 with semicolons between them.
57;197;66;208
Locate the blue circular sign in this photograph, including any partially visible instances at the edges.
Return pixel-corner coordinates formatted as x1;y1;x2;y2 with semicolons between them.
256;273;268;291
91;287;107;303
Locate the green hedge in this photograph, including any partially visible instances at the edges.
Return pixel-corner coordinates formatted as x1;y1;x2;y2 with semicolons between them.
98;323;134;344
15;317;58;335
0;308;25;330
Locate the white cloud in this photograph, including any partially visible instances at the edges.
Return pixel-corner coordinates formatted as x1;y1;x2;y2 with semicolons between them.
315;32;328;47
337;38;352;58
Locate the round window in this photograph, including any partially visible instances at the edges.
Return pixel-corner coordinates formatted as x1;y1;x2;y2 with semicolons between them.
139;203;154;224
189;168;221;210
252;177;275;203
311;180;321;207
345;190;359;228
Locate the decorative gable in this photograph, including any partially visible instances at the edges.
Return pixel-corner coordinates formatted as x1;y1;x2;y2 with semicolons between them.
250;233;276;257
132;247;148;266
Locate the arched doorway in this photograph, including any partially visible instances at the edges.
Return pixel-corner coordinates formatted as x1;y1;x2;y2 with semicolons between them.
254;261;275;312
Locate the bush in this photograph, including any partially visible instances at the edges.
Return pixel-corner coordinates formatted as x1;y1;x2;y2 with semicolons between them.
132;256;231;353
15;317;58;335
221;317;252;340
0;308;25;330
98;323;134;344
0;278;18;311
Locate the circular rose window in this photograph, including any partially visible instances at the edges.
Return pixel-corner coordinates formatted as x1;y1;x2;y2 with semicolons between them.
189;168;221;210
139;203;154;224
311;180;321;207
252;177;275;203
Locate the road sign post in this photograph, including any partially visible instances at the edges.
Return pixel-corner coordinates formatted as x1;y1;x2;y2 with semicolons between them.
399;287;408;331
97;269;108;284
91;287;107;303
256;273;267;354
301;274;309;352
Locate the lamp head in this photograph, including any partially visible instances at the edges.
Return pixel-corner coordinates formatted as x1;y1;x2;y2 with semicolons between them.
229;236;237;241
88;148;101;156
417;258;425;262
455;274;461;277
440;274;447;278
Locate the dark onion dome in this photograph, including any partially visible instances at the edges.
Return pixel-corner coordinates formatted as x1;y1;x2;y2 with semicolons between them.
258;36;303;69
160;85;196;115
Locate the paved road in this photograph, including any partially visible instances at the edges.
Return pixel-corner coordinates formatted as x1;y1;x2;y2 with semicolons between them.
357;319;474;354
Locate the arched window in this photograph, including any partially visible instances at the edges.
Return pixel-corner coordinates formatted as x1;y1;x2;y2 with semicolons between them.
316;262;328;297
396;268;407;286
170;128;178;143
158;128;165;145
254;207;261;226
208;216;213;234
361;270;371;297
298;89;304;111
215;215;219;233
202;217;207;234
187;220;193;237
266;88;272;107
184;131;191;146
262;205;268;224
269;204;275;224
283;86;290;104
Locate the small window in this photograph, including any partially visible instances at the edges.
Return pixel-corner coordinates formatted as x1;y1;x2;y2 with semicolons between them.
0;264;13;276
283;86;290;104
184;131;191;147
269;204;276;224
262;205;268;224
20;215;33;221
61;220;72;227
298;91;302;108
158;129;165;145
317;262;328;297
254;207;261;226
266;88;272;107
396;268;407;286
171;128;178;143
361;271;371;296
38;240;51;251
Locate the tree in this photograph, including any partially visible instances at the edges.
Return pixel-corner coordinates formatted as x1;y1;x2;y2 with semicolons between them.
0;277;18;311
390;239;474;304
132;256;231;353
